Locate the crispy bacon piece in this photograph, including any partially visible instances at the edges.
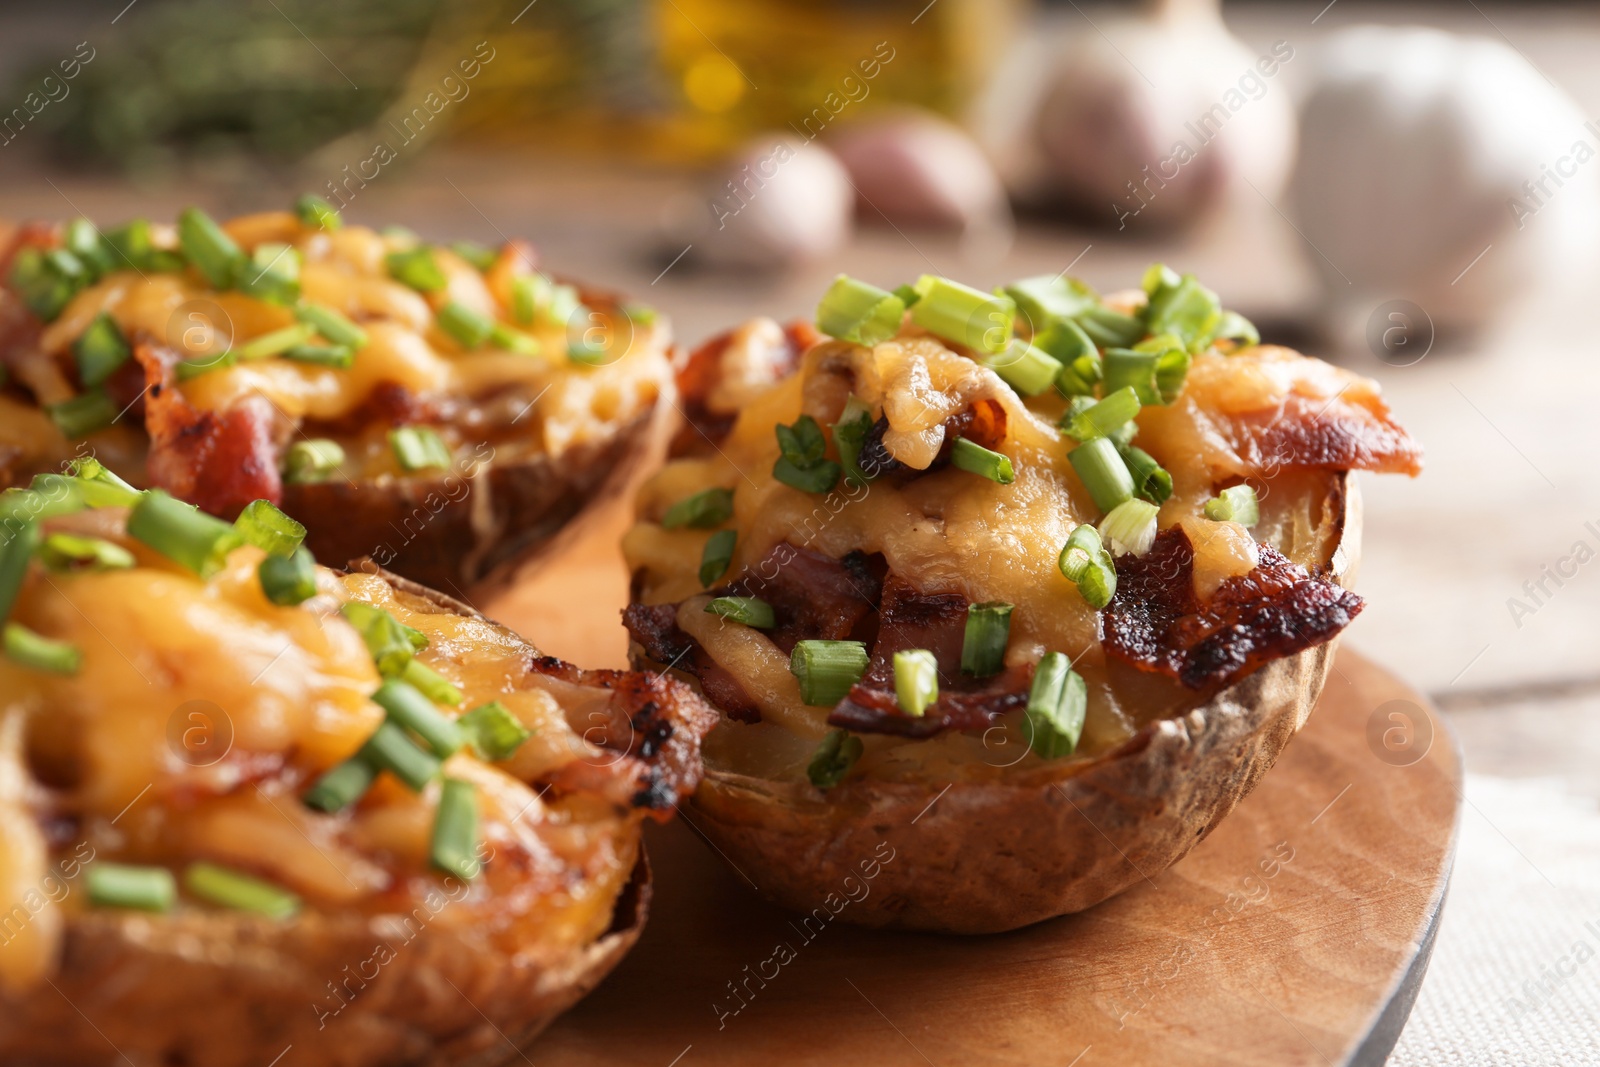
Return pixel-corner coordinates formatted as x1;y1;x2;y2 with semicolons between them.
135;341;283;518
621;601;763;723
1104;526;1363;691
857;398;1007;481
830;667;1034;738
1225;391;1422;477
672;319;817;454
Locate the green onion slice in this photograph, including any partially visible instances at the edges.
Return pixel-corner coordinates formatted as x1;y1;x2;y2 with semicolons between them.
489;323;540;356
127;490;242;576
894;649;939;718
0;521;41;622
175;351;237;381
1118;443;1172;505
909;275;1015;355
950;438;1015;485
38;533;134;573
47;391;119;439
183;862;300;919
302;756;376;813
67;457;139;500
1058;523;1117;610
1213;309;1260;349
177;207;245;289
283;439;345;485
699;528;737;587
1142;270;1221;351
833;397;876;487
73;312;131;388
234;499;305;556
358;719;441;792
984;338;1060;397
1075;305;1146;349
705;596;775;629
661;487;733;530
772;415;841;493
386;247;448;292
294;303;369;349
373;678;464;758
87;863;176;912
9;247;83;321
64;218;115;280
1002;274;1099;333
1026;652;1087;759
1203;484;1260;526
281;343;354;369
295;194;342;231
431;778;482;881
1068;437;1135;513
451;240;499;272
437;301;496;349
401;658;463;707
340;601;424;677
389;427;452;472
234;323;316;362
1099;498;1160;556
258;548;317;606
807;728;864;790
1060;386;1140;442
459;701;532;762
789;639;869;707
961;601;1013;677
815;274;906;346
238;242;301;305
4;622;81;674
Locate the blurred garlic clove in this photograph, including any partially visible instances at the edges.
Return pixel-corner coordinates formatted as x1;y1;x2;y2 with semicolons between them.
1025;0;1296;230
827;109;1011;233
1290;25;1600;338
684;134;853;270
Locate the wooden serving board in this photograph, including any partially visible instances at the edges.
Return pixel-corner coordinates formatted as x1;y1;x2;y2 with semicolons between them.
490;520;1462;1067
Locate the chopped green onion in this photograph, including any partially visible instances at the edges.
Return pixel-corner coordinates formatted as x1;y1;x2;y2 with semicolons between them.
705;596;775;629
699;529;737;587
984;338;1060;396
281;343;354;369
389;427;452;472
909;274;1015;355
302;756;376;813
815;274;905;346
177;207;245;289
568;337;609;365
0;521;40;622
1118;443;1172;505
773;415;840;494
790;639;869;706
772;456;841;494
1142;270;1221;351
104;219;157;272
510;274;541;326
1;484;82;527
66;458;139;502
283;439;345;484
385;247;447;292
127;490;241;576
183;862;299;919
234;323;316;362
450;240;498;272
431;778;482;881
950;438;1015;484
623;302;658;325
38;533;134;573
1058;523;1117;610
1213;310;1260;348
459;701;532;762
437;301;496;349
1060;386;1140;442
175;350;236;381
234;499;305;556
661;487;734;530
9;247;83;321
1068;437;1135;513
86;863;175;912
401;658;463;707
1035;315;1097;362
64;218;115;279
341;602;424;677
893;648;939;717
1203;484;1260;526
294;303;368;349
489;323;540;356
73;312;131;387
3;622;82;675
891;282;921;308
1142;263;1183;296
47;391;118;439
961;601;1013;677
833;398;876;487
1075;305;1145;349
359;719;441;791
1002;274;1099;333
258;548;317;606
1099;498;1160;556
295;194;342;231
1026;652;1087;759
238;242;301;305
807;729;864;789
1054;351;1104;398
372;679;463;758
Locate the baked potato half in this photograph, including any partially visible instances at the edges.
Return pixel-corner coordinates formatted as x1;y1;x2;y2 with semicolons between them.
0;464;716;1065
0;204;674;599
623;268;1421;933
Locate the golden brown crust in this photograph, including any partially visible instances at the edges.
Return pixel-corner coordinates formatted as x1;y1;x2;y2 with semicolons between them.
684;476;1361;934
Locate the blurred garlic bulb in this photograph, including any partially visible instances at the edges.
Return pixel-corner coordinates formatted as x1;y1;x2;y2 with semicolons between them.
827;109;1010;233
685;134;853;270
1022;0;1296;229
1290;25;1599;336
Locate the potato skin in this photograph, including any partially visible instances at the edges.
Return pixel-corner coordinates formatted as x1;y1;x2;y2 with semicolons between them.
0;857;648;1067
686;476;1360;934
